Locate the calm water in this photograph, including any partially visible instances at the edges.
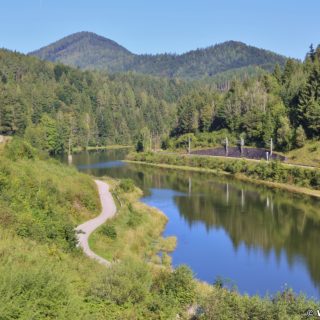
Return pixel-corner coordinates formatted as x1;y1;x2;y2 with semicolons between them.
63;149;320;298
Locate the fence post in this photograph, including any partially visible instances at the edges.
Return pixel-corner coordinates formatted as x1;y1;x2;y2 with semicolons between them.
225;137;229;156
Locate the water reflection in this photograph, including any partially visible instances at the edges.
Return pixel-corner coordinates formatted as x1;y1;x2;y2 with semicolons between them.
62;149;320;298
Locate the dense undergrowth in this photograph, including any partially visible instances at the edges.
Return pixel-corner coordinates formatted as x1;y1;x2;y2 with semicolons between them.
0;138;100;250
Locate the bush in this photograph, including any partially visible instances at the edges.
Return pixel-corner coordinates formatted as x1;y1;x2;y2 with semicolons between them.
164;265;196;306
119;179;135;192
310;172;320;189
101;224;117;239
89;259;152;305
127;205;143;228
4;138;37;161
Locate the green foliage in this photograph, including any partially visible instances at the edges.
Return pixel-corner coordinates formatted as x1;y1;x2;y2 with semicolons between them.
136;127;151;152
89;259;152;305
3;138;37;161
101;224;117;239
129;152;320;190
0;49;191;152
127;203;143;228
2;44;320;155
0;239;86;319
0;138;99;250
118;178;135;192
200;286;319;320
163;265;196;306
276;116;293;151
294;125;307;148
297;58;320;137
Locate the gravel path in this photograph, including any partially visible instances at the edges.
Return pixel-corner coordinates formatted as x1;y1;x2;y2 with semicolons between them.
76;180;116;266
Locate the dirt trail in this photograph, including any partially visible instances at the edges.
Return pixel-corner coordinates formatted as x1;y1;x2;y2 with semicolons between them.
76;180;116;266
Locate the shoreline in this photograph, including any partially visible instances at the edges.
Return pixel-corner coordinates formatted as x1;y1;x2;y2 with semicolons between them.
124;159;320;199
72;145;132;153
88;177;176;264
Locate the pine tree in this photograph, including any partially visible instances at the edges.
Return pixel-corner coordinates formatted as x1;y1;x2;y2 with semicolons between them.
272;63;282;83
297;63;320;137
308;44;315;61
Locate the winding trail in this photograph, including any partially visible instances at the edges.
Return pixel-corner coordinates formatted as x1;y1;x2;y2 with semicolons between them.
76;180;116;266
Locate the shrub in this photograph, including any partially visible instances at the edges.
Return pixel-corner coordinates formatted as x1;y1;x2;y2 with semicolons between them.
118;179;135;192
127;206;143;228
89;259;152;305
101;224;117;239
164;265;196;306
310;172;320;189
4;138;37;161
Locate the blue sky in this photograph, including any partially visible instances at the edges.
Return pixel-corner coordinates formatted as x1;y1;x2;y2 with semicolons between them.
1;0;319;59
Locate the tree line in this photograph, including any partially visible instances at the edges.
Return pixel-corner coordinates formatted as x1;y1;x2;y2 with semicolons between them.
0;44;319;154
171;44;320;152
0;49;194;154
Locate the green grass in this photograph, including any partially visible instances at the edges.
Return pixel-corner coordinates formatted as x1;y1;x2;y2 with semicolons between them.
286;140;320;167
89;178;176;264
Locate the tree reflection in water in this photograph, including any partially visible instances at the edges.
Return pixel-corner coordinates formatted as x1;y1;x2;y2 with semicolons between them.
66;149;320;296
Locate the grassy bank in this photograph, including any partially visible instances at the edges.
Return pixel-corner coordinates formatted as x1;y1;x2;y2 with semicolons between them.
0;138;101;250
89;177;176;266
72;145;132;152
126;152;320;198
285;140;320;167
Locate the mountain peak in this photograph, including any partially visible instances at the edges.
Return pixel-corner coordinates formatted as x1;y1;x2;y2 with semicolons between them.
29;32;287;78
29;31;133;69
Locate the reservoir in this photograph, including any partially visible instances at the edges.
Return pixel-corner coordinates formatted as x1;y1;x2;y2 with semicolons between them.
64;149;320;298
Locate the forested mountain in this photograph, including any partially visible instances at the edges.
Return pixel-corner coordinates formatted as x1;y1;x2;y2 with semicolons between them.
29;32;287;79
0;48;197;153
1;44;319;155
29;32;134;71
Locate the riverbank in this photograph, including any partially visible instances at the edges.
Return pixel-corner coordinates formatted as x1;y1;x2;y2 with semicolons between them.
72;145;132;153
89;177;176;266
126;152;320;199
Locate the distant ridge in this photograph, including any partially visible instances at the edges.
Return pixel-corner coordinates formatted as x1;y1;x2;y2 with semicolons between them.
29;32;287;79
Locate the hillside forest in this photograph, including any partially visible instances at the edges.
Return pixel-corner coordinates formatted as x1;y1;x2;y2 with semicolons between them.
0;44;319;155
29;32;287;79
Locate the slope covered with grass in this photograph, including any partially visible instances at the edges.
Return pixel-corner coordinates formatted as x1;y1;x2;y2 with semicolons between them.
1;139;319;319
0;139;100;250
0;139;196;319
